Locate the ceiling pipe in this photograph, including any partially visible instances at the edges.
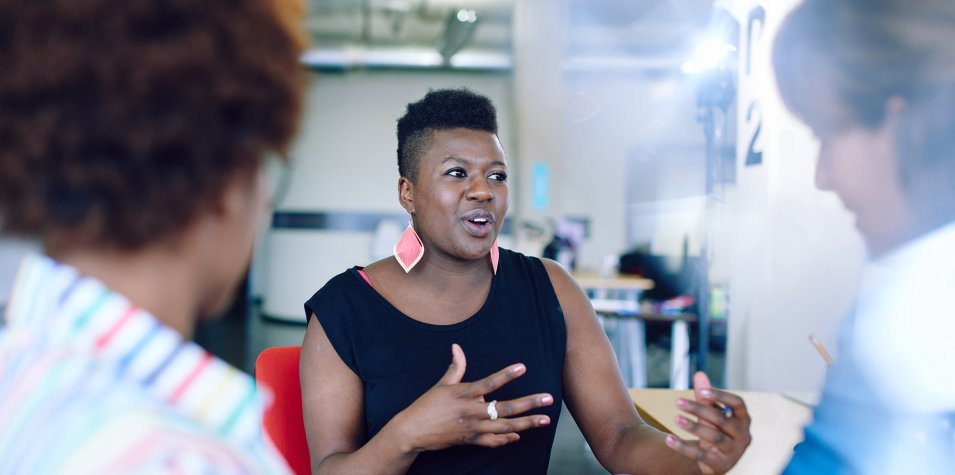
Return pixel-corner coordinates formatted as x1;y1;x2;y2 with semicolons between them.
300;47;511;71
436;9;480;65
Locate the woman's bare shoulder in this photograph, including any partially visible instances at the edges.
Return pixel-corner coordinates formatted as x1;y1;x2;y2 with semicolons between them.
363;256;402;283
364;256;396;273
538;257;579;294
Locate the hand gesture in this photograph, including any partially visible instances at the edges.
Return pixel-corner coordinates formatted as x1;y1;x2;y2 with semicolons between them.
664;371;752;474
393;343;554;453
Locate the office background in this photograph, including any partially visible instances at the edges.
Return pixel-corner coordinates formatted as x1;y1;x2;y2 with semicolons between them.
0;2;865;472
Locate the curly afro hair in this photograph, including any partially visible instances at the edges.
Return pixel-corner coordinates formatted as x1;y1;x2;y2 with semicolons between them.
396;88;499;182
0;0;307;251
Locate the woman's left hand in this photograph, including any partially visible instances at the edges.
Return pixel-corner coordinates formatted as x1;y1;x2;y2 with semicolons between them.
664;371;752;474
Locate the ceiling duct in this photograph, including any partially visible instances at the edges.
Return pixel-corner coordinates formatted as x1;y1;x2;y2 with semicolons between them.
299;0;715;73
436;9;479;65
302;0;510;71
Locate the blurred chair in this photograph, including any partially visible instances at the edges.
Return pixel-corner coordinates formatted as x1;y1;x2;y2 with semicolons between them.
255;345;310;475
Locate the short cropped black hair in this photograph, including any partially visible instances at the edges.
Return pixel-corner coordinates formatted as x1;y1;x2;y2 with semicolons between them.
396;88;498;181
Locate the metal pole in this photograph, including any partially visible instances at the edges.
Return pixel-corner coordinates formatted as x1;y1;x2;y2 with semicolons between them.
695;67;733;377
698;101;715;375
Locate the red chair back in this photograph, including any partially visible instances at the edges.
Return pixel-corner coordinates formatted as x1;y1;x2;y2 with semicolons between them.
255;345;310;475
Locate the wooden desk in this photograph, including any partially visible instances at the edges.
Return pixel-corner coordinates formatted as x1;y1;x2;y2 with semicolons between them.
629;388;813;475
573;273;654;311
572;273;655;291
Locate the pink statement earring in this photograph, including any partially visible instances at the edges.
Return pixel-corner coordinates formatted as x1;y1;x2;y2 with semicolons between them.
394;220;424;273
489;240;499;275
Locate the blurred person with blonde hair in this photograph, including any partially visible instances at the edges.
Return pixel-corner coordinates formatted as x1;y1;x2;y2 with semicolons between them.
774;0;955;472
0;0;306;472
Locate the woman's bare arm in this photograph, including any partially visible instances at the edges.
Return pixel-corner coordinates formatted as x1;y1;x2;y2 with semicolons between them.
542;260;750;474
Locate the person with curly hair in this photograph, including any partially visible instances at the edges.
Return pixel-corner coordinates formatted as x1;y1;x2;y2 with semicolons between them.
300;88;752;474
0;0;306;472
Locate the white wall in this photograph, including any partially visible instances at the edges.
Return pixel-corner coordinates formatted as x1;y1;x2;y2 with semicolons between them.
511;1;710;271
725;0;865;392
280;72;516;212
560;73;709;265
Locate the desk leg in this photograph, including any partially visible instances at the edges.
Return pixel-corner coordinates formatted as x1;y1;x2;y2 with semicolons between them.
619;319;647;388
670;320;690;389
600;315;647;388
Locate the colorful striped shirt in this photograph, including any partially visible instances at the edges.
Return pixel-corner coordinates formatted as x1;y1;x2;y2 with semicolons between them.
0;254;292;474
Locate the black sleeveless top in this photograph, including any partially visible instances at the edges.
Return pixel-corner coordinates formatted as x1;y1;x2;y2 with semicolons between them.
304;248;566;474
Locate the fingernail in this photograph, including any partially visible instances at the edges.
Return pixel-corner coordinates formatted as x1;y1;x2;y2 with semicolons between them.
541;395;553;405
700;389;714;398
539;417;550;426
676;416;689;427
510;364;526;375
665;435;678;447
676;398;688;408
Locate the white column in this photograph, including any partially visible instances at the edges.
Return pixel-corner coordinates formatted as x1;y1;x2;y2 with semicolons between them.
511;0;567;256
726;0;863;392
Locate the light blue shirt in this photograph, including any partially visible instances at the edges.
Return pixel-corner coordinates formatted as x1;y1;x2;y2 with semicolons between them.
785;222;955;474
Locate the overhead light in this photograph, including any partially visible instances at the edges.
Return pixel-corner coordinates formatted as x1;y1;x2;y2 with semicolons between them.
456;9;478;23
437;9;480;65
682;38;737;75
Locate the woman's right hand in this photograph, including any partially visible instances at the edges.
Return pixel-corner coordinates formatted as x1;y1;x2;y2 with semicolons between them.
389;343;554;453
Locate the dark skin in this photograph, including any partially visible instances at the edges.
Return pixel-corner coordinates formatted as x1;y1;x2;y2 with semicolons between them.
300;127;751;474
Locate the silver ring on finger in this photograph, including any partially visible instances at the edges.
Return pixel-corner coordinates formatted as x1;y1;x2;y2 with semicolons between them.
487;400;499;420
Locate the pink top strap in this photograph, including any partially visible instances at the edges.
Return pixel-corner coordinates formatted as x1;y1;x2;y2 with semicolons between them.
357;269;371;285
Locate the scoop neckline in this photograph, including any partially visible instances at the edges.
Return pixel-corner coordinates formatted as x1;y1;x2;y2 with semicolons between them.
348;265;499;332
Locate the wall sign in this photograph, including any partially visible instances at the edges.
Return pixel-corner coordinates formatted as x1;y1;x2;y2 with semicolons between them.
742;5;766;166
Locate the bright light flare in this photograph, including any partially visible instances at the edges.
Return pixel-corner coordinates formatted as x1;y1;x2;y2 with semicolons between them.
682;38;737;75
456;9;477;23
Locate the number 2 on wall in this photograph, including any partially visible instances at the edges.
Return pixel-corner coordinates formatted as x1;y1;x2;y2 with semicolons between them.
745;102;763;166
744;5;765;166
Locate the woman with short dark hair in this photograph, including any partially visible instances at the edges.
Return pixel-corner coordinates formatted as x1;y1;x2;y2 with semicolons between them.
301;88;752;474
